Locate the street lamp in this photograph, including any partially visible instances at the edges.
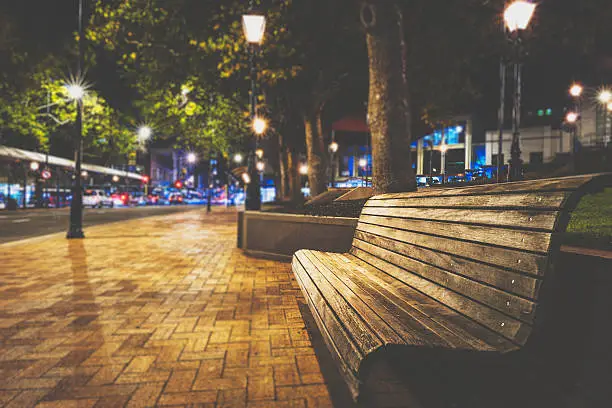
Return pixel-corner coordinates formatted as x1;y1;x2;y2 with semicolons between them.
243;7;266;211
137;125;153;143
256;149;264;159
299;164;309;176
570;84;583;98
234;153;244;164
66;81;86;238
598;89;612;145
504;0;537;182
30;161;40;171
440;144;449;184
329;141;339;188
256;161;265;172
187;152;197;164
112;175;120;183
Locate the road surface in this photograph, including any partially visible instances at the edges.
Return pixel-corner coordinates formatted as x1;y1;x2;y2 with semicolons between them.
0;205;207;244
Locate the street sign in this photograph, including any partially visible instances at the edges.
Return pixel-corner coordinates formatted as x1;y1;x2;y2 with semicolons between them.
41;169;52;180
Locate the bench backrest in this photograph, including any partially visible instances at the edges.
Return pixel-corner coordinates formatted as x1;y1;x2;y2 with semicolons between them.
350;174;610;347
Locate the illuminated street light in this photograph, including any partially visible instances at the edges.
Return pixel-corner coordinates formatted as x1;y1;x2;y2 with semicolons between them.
504;1;537;33
137;126;153;142
598;90;612;104
242;172;251;184
566;112;579;124
112;175;120;183
256;149;264;159
30;161;40;171
299;164;309;175
569;84;583;98
252;117;268;135
187;153;197;164
256;161;265;172
242;14;266;44
359;158;367;168
81;171;88;178
65;83;85;101
234;154;244;164
329;142;339;153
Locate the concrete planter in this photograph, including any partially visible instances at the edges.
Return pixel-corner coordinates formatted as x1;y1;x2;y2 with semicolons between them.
238;211;358;260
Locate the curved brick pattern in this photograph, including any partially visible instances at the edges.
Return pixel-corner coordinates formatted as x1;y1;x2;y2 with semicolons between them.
0;210;333;407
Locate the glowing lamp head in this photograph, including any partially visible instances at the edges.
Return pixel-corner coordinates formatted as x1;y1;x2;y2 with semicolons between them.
242;14;267;44
30;161;40;171
234;154;243;164
186;153;197;164
504;1;536;33
256;161;265;172
112;175;120;183
142;176;150;183
329;142;339;153
137;126;153;142
299;164;309;176
81;170;88;178
242;173;251;184
65;83;85;101
256;149;264;159
569;84;583;98
598;90;612;104
359;158;367;168
565;112;579;124
252;117;268;135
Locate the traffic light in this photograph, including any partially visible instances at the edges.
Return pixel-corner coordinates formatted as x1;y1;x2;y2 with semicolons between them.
142;176;150;184
174;180;183;189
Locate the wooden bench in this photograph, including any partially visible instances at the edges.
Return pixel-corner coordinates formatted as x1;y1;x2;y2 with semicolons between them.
292;174;611;401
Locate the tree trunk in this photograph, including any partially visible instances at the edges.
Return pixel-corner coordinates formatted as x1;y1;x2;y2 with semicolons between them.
304;108;328;198
362;1;416;193
286;148;302;203
278;133;290;201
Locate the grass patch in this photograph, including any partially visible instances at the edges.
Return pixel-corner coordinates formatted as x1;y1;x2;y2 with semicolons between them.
565;188;612;251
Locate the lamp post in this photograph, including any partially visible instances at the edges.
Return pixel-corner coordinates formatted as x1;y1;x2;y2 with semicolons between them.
504;1;536;182
569;84;583;168
329;141;338;188
598;89;612;146
440;144;448;184
242;7;266;211
67;0;86;239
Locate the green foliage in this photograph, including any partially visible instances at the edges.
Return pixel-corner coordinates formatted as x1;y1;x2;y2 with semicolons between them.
566;188;612;251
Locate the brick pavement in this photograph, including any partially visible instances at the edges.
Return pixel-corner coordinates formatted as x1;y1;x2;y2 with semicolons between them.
0;209;334;407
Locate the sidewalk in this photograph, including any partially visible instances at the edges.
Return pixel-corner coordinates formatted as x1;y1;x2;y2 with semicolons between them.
0;209;334;407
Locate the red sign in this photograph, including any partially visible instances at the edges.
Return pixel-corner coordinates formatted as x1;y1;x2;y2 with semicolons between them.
41;169;52;180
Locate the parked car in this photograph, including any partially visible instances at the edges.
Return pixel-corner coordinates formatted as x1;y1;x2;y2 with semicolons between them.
168;193;185;205
83;189;114;208
111;192;130;206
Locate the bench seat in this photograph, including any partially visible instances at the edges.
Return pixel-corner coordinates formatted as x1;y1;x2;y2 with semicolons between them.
292;174;612;401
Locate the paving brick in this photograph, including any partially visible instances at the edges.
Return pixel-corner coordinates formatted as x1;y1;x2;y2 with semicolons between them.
0;210;333;407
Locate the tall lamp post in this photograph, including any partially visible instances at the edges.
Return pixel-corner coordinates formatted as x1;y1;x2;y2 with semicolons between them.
598;89;612;146
329;141;338;188
67;0;86;239
504;1;536;182
242;8;266;211
569;84;583;169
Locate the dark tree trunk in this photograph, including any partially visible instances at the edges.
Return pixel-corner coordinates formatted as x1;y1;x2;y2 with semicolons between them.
304;108;328;197
361;1;416;193
278;134;290;201
287;148;302;203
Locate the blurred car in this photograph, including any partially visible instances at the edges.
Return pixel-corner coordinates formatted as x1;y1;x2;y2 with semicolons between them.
83;189;114;208
130;192;147;206
168;193;185;205
111;192;130;207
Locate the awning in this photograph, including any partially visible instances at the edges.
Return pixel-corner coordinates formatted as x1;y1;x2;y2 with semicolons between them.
0;145;145;181
332;116;370;133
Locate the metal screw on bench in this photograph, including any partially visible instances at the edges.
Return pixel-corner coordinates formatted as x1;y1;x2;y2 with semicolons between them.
504;1;536;182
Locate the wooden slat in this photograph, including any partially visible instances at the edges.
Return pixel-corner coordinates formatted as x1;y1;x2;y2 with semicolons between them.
361;207;558;230
354;230;541;300
311;251;495;351
299;251;405;346
357;216;552;253
350;247;530;345
292;257;364;374
355;223;547;276
332;252;518;352
370;174;598;200
352;239;537;323
364;191;569;209
294;252;383;355
293;258;365;399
